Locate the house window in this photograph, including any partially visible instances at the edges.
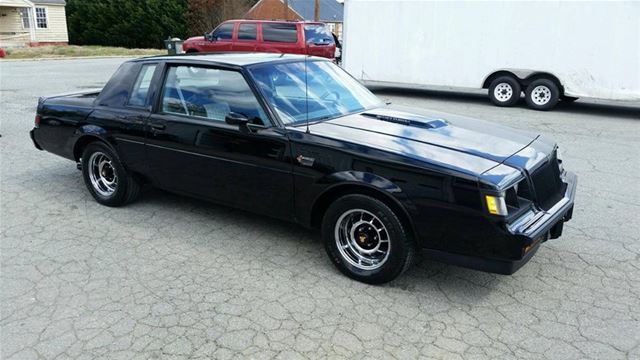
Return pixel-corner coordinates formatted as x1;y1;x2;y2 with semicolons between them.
19;8;31;29
35;7;48;29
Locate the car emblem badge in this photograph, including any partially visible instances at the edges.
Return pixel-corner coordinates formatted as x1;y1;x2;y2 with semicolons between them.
296;155;315;167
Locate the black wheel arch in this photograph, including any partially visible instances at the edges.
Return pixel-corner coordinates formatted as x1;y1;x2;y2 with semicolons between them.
483;70;565;96
309;182;420;247
73;134;116;162
482;70;521;89
522;72;564;95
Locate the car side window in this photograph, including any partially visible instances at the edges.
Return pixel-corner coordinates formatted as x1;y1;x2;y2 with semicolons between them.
262;23;298;43
212;23;233;41
128;64;157;107
161;66;269;126
238;23;257;41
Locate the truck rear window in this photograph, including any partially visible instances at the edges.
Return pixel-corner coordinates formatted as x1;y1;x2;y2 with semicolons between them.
263;23;298;43
304;25;334;45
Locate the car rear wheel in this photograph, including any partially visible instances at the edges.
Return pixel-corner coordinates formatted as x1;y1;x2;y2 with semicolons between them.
81;142;140;207
488;76;521;107
525;79;560;110
322;194;415;284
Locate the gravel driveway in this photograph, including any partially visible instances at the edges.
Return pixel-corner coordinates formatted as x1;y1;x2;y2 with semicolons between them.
1;58;639;359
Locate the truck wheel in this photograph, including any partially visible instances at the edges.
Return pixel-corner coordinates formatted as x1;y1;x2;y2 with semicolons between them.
488;76;521;107
525;79;560;110
322;194;415;284
81;142;140;207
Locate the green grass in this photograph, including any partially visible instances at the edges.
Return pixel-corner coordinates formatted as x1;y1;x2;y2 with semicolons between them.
3;45;165;59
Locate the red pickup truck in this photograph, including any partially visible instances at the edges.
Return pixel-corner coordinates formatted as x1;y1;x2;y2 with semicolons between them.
182;20;337;60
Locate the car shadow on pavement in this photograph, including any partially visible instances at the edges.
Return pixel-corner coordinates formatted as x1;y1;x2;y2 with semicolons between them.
133;186;505;298
372;87;640;120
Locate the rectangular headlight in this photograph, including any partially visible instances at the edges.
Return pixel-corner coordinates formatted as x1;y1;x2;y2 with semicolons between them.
485;195;508;216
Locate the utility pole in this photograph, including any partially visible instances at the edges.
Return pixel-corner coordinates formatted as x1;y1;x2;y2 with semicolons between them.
314;0;320;21
283;0;289;20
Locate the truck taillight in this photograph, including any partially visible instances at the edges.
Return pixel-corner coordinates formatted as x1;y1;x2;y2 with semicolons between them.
35;115;41;127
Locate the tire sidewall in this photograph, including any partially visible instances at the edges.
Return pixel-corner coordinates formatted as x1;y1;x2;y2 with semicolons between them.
81;142;129;206
525;79;560;110
489;76;521;107
322;194;410;284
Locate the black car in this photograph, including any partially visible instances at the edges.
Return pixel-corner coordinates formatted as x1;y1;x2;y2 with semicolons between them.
30;53;577;284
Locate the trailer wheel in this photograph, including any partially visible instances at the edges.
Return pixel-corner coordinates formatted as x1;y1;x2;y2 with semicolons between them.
488;76;521;107
525;79;560;110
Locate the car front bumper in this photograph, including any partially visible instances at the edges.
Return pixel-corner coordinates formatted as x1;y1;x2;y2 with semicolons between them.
423;171;577;275
507;171;577;242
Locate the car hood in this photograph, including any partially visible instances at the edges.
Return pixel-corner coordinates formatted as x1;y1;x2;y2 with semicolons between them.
184;36;204;43
305;105;555;185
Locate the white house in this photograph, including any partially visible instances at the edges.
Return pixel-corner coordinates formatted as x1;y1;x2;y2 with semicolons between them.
0;0;68;47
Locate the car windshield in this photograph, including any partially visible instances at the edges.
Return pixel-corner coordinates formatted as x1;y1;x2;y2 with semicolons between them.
248;60;382;125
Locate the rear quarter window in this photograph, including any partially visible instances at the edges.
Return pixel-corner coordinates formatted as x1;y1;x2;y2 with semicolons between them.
304;25;334;45
128;64;157;107
262;23;298;43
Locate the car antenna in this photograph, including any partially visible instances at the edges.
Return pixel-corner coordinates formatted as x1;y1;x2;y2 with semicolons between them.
305;52;310;134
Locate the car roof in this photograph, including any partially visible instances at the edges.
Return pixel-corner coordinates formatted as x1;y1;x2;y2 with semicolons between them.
225;19;325;25
132;52;328;67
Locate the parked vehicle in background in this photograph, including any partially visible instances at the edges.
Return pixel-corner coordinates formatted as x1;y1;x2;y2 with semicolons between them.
30;53;576;283
183;20;337;60
342;1;640;110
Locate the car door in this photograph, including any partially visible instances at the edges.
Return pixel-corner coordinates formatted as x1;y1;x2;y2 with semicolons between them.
232;22;258;52
204;22;234;52
145;63;294;220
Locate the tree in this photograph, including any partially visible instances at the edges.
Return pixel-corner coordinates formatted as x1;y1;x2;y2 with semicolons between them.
187;0;257;35
66;0;189;48
65;0;258;48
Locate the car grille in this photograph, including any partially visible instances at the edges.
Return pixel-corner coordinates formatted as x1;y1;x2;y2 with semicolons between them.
530;153;565;210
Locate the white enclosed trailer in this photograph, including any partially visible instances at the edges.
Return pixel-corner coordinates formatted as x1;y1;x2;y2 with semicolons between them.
342;0;640;110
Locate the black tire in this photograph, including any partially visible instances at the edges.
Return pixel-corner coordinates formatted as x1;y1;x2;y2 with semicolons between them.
322;194;415;284
525;79;560;111
81;142;140;207
488;76;521;107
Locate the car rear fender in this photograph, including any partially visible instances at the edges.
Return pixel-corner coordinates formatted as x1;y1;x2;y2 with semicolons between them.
72;125;115;162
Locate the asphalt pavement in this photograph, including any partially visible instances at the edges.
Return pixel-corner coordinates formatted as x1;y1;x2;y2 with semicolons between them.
1;58;639;359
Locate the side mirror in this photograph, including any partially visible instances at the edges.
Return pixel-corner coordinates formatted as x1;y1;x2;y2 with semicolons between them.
225;112;249;127
204;32;215;42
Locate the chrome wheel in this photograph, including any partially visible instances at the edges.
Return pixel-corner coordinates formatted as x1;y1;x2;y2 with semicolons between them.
334;209;391;270
88;151;118;197
531;85;552;105
493;83;514;102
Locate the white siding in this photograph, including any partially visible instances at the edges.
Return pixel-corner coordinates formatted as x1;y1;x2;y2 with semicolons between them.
0;6;31;46
0;6;28;33
33;4;68;42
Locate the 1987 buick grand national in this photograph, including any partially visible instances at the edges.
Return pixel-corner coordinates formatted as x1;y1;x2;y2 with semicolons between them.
30;53;577;283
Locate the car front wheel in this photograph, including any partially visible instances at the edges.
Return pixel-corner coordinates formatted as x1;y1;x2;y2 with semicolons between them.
322;194;415;284
81;142;140;207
